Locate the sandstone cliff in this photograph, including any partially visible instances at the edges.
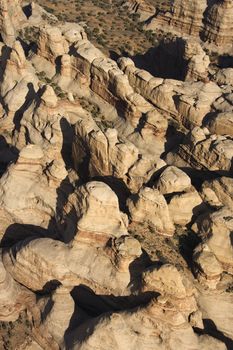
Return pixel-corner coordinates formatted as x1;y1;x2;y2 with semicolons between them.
0;1;232;350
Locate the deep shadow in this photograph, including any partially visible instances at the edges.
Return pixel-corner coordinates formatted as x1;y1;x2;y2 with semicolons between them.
72;131;91;180
128;248;153;293
201;111;217;127
92;175;131;213
161;123;185;157
64;283;158;347
60;117;75;169
17;37;31;56
64;308;110;347
194;318;233;350
13;82;36;131
0;135;19;176
131;37;187;80
0;223;57;249
134;113;147;134
200;0;215;41
40;296;54;322
0;46;11;83
179;167;226;192
71;285;157;318
38;280;62;296
17;37;38;58
22;4;32;19
218;55;233;69
51;176;76;244
177;230;202;269
230;232;233;247
145;163;167;188
109;50;121;61
55;55;62;74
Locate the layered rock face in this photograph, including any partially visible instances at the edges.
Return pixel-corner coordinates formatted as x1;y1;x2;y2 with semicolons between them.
72;115;166;193
202;0;233;47
145;0;206;37
167;127;233;174
123;0;155;21
127;187;175;236
0;0;26;46
0;1;232;350
183;40;210;82
125;0;233;51
119;57;222;127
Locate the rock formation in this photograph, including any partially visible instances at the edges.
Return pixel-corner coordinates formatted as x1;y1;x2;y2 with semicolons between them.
125;0;233;51
0;1;232;349
127;187;175;236
0;0;26;46
202;0;233;47
123;0;155;21
145;0;206;37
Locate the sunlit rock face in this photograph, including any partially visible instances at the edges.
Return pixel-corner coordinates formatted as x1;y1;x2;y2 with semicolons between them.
0;1;232;349
202;0;233;46
144;0;207;37
126;0;233;51
0;0;26;46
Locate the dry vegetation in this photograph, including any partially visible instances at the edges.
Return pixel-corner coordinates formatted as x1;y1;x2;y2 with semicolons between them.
129;222;201;269
0;311;32;350
35;0;171;57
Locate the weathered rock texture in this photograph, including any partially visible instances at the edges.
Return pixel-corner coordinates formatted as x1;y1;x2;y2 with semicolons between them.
0;0;27;46
127;0;233;50
124;0;155;21
72;116;166;192
202;0;233;47
127;187;175;236
145;0;206;37
0;1;232;349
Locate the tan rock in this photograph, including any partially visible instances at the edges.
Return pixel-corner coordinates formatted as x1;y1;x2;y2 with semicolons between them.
0;5;233;349
119;58;221;129
37;25;69;64
201;176;233;209
145;0;206;37
176;129;233;174
13;85;78;163
168;187;205;226
3;232;142;297
176;82;221;127
134;0;233;51
73;117;162;192
141;109;168;138
3;237;77;291
124;0;155;21
69;294;225;350
0;145;67;230
0;254;24;321
59;22;87;43
215;68;233;85
0;0;26;46
196;207;233;274
193;243;223;285
72;181;128;238
183;40;210;82
198;290;233;340
127;187;175;236
155;166;191;194
1;40;38;122
206;112;233;137
35;286;75;348
41;85;58;108
203;0;233;47
142;264;195;300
